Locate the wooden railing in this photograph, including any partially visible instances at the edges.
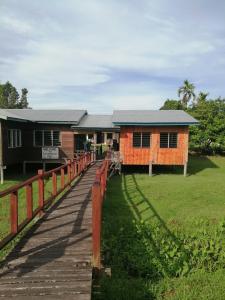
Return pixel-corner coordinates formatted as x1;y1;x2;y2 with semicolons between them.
92;152;111;269
0;152;94;250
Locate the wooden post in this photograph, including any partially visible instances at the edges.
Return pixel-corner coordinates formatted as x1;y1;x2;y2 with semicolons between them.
67;160;71;183
10;191;18;234
61;167;65;189
149;161;153;176
92;181;102;270
184;162;187;177
52;171;57;196
0;166;4;184
26;183;33;220
38;169;44;213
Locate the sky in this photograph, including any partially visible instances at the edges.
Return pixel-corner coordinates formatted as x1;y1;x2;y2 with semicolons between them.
0;0;225;112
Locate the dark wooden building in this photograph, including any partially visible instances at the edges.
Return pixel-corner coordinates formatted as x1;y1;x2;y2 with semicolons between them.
0;109;198;182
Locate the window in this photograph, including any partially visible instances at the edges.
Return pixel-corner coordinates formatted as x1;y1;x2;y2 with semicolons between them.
133;132;151;148
160;132;178;148
34;130;61;147
107;133;113;139
8;129;22;148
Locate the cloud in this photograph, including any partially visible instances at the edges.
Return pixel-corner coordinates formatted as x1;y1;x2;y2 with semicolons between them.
0;0;225;110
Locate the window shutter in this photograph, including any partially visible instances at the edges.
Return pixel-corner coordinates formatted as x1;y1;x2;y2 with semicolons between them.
142;132;150;147
133;132;141;147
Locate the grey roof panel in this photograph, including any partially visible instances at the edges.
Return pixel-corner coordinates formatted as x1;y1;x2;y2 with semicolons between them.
0;109;87;124
73;114;118;129
112;110;199;124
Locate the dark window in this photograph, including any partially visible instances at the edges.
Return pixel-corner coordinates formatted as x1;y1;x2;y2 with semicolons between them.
133;132;141;147
133;132;151;148
160;133;169;148
8;129;22;148
107;133;113;139
34;130;61;147
160;132;178;148
169;133;178;148
142;132;150;147
53;131;61;146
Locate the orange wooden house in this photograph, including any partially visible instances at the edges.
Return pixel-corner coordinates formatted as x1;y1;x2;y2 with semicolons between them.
112;110;199;175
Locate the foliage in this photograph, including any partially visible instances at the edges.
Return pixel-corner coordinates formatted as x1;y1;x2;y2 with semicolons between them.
178;79;196;108
93;157;225;299
160;99;183;110
160;80;225;154
0;81;29;108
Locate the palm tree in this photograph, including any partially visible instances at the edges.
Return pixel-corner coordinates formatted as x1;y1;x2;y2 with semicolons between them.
197;92;208;103
178;80;196;108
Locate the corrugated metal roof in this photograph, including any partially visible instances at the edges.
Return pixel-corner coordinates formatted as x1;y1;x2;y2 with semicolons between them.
73;114;118;130
112;110;199;125
0;109;87;124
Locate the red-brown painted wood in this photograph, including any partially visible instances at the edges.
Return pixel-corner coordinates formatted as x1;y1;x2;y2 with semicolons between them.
10;191;18;234
60;168;65;189
120;126;189;165
26;183;33;220
38;169;44;212
52;171;57;196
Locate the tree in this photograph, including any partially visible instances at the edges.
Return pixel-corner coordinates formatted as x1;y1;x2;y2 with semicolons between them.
178;80;196;108
0;82;29;108
160;99;183;110
18;88;29;108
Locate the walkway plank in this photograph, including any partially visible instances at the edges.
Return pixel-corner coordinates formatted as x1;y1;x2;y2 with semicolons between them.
0;163;100;299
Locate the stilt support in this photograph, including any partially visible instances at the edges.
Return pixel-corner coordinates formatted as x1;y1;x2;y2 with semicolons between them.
184;162;187;177
149;162;153;176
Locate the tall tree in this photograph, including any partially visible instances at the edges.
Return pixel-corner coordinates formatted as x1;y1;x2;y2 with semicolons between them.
18;88;29;108
0;82;29;108
178;80;196;108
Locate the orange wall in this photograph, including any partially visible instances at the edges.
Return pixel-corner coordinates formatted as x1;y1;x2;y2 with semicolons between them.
120;126;189;166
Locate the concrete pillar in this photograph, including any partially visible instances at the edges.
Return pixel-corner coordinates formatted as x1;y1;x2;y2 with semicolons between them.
184;162;187;177
149;162;153;176
0;166;4;184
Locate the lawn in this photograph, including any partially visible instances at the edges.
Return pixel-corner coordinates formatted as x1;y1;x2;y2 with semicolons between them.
93;155;225;300
0;167;72;260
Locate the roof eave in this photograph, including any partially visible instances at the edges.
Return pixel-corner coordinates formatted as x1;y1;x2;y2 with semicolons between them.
113;122;199;126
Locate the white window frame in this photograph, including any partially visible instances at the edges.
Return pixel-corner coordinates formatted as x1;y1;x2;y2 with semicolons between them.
33;130;61;147
8;129;22;148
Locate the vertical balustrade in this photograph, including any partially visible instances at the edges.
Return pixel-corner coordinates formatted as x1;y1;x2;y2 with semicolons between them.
67;160;71;183
38;170;44;213
52;171;57;196
26;183;33;220
10;191;18;234
92;180;102;269
61;167;65;189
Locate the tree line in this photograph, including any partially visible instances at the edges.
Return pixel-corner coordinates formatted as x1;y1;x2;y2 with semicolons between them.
161;80;225;154
0;81;29;109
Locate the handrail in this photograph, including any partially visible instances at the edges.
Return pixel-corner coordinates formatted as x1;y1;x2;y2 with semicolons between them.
92;151;111;269
0;151;95;250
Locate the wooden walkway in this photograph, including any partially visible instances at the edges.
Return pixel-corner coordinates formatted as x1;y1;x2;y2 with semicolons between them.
0;162;100;299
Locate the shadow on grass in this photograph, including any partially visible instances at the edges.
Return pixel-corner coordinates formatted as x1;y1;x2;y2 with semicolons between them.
122;155;218;176
95;173;195;300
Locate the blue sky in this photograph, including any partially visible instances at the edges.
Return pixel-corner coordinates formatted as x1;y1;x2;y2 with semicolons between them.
0;0;225;112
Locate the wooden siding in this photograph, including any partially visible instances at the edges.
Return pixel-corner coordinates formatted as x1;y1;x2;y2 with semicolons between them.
1;120;74;166
120;126;189;166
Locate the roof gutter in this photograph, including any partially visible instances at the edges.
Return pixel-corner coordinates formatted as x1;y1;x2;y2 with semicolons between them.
112;122;199;126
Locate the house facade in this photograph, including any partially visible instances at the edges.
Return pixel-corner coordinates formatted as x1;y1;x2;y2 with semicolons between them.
0;109;198;182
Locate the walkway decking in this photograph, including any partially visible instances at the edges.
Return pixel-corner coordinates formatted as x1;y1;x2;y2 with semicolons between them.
0;162;100;299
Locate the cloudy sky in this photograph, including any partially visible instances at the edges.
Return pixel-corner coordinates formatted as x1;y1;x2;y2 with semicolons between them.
0;0;225;112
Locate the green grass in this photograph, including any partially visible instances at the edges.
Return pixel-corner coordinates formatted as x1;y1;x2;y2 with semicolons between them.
93;155;225;300
0;168;72;260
